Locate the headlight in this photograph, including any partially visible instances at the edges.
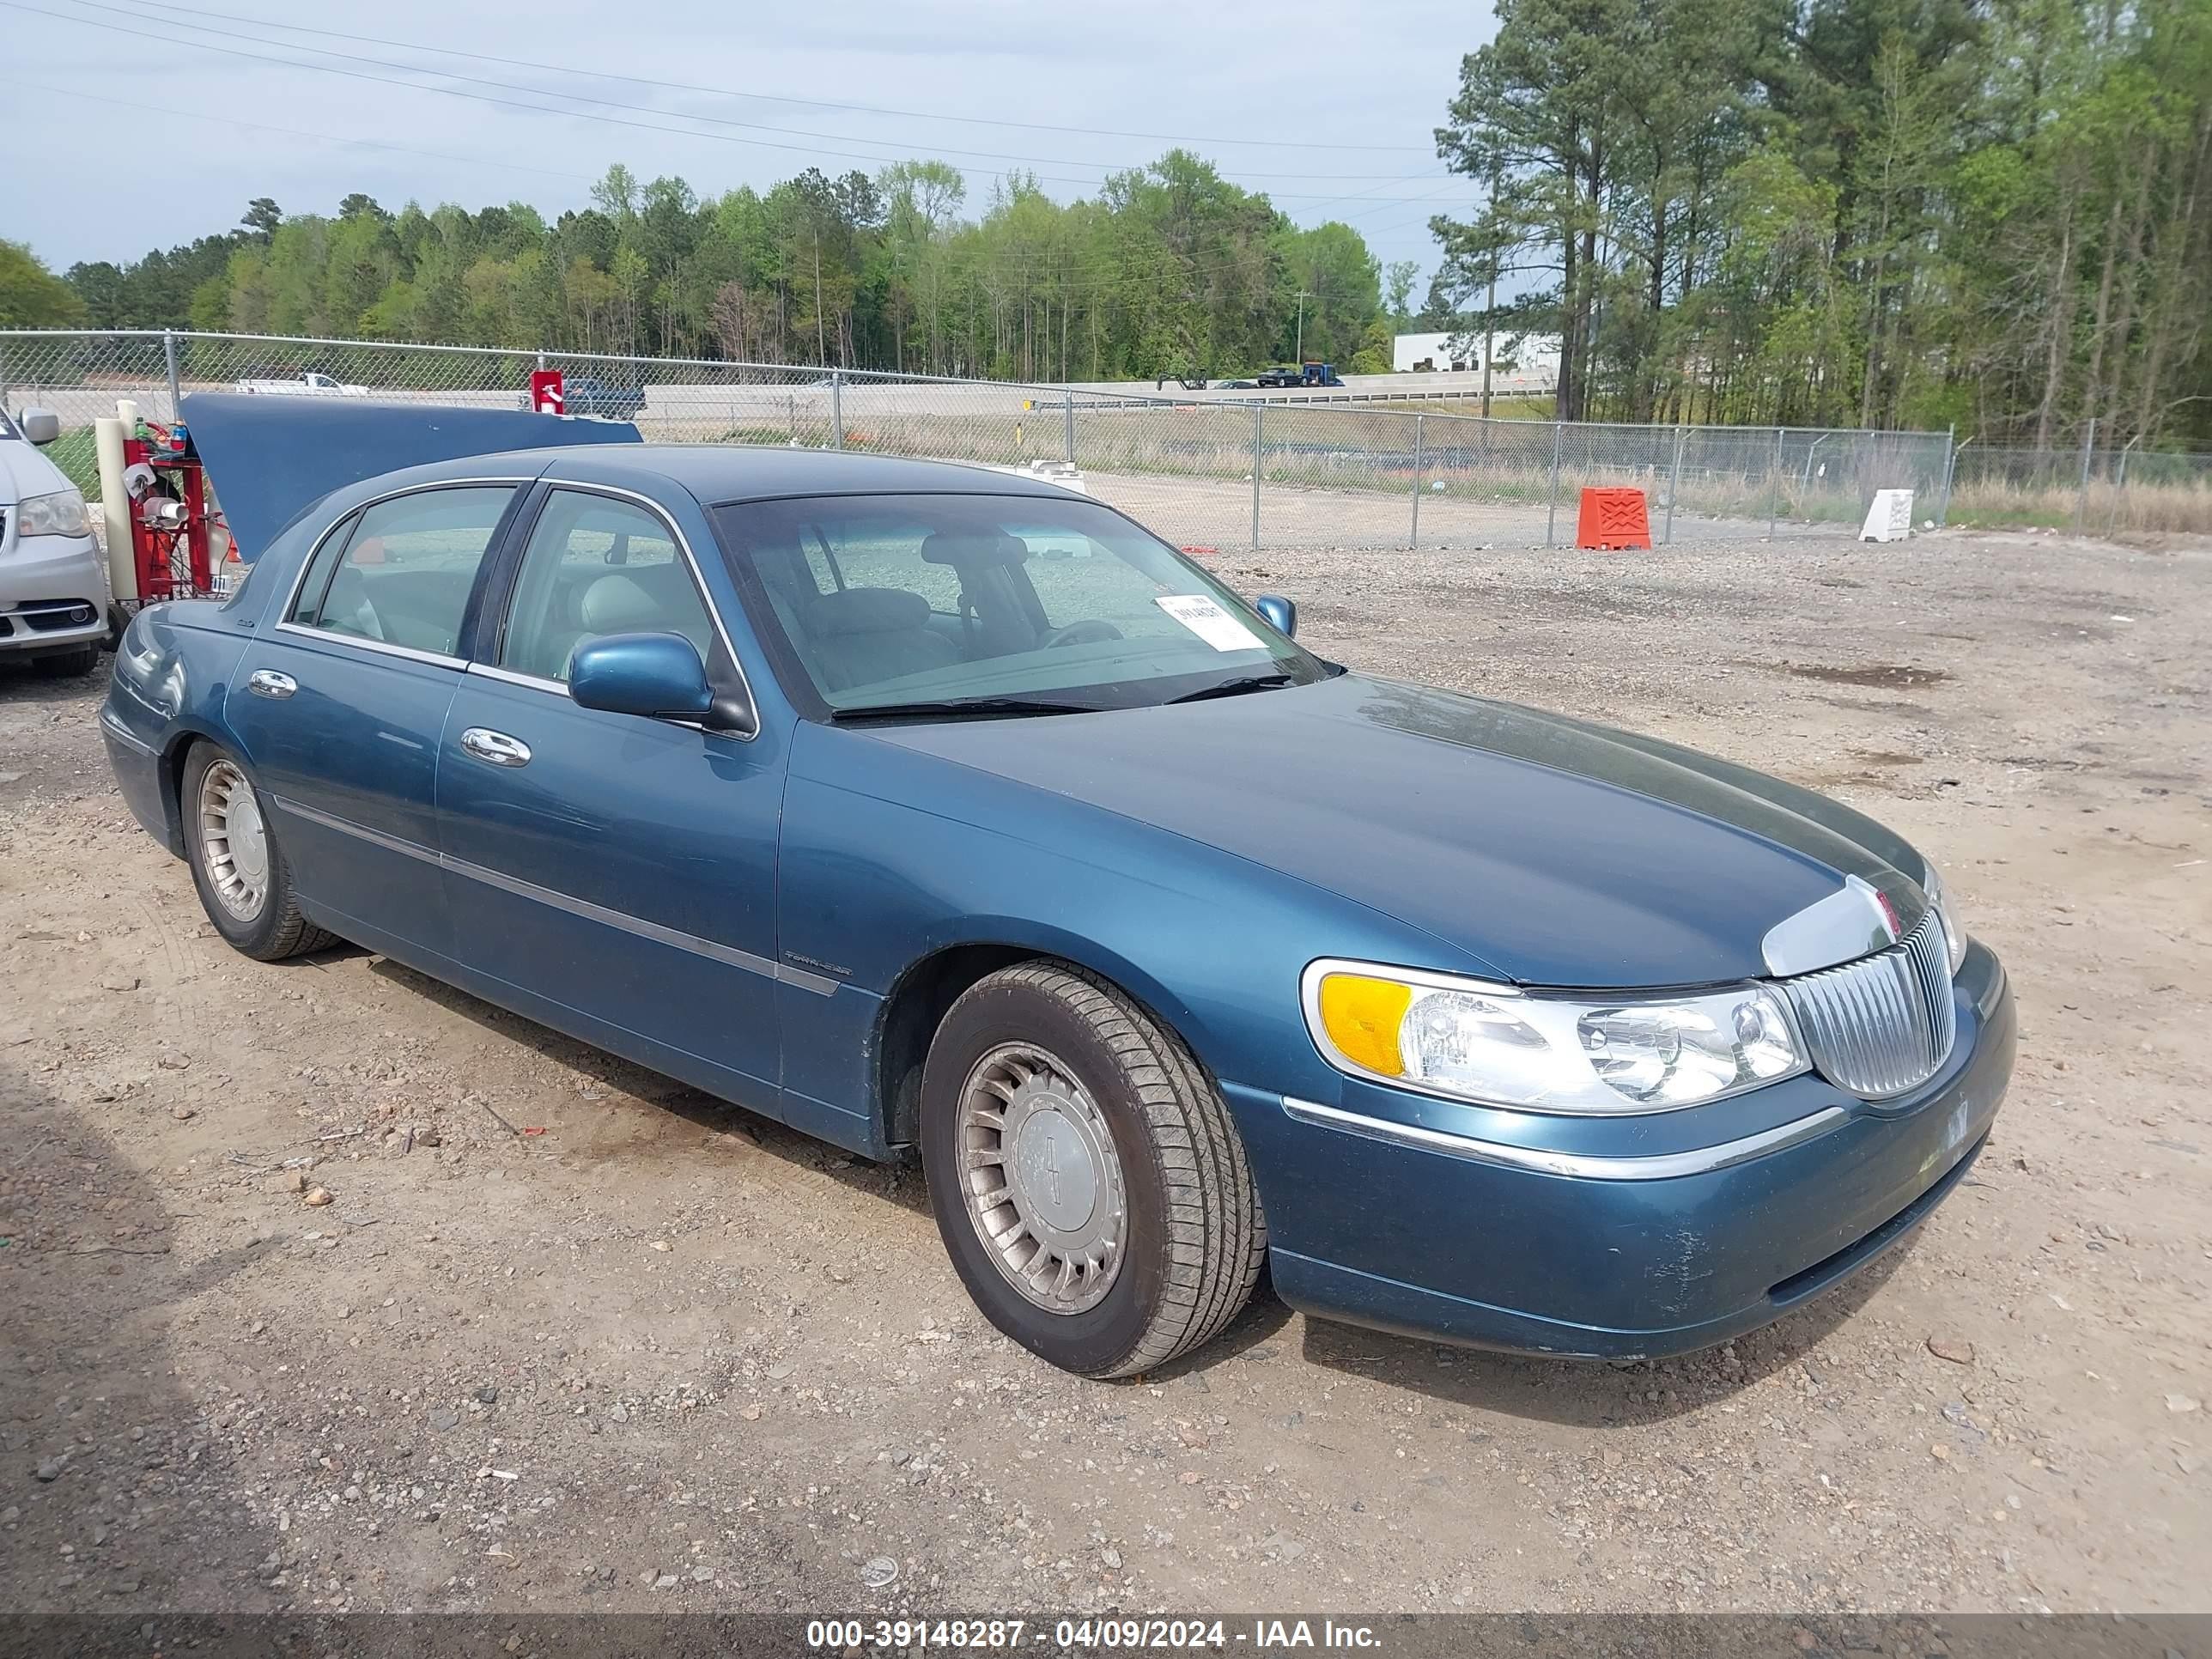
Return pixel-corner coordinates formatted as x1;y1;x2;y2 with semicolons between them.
1921;861;1969;973
1303;960;1807;1114
15;489;91;539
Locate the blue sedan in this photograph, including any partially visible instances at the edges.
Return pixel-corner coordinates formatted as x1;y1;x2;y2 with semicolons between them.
101;397;2014;1377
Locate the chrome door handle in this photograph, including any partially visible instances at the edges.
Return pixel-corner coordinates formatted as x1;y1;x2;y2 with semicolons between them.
460;726;532;768
247;669;297;699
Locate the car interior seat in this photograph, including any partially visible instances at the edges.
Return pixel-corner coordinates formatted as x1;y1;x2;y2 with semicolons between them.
801;586;960;692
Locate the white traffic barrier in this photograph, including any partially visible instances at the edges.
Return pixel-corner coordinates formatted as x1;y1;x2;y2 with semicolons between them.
1861;489;1914;542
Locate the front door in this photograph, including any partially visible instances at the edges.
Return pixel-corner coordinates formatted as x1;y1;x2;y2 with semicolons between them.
228;482;520;956
434;486;786;1109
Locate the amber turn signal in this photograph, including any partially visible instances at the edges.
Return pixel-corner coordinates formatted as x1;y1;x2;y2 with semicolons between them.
1315;973;1413;1077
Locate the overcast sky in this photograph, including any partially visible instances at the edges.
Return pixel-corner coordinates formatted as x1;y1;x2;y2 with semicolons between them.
5;0;1490;292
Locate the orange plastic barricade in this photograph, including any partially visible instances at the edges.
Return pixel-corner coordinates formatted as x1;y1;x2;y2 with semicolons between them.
1575;487;1652;550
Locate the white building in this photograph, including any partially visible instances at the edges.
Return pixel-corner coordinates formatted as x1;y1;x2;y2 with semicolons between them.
1392;330;1563;380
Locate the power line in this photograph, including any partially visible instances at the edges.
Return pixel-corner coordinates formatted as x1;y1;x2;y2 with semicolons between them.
39;0;1437;185
0;2;1126;195
8;6;1451;295
17;70;1445;300
97;0;1433;155
9;78;592;188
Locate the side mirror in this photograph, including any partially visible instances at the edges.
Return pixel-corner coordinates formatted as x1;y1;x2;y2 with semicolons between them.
1253;593;1297;638
569;631;753;734
20;408;61;445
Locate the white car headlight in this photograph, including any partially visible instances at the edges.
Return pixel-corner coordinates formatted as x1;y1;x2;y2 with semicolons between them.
15;489;91;539
1303;960;1808;1115
1921;860;1969;973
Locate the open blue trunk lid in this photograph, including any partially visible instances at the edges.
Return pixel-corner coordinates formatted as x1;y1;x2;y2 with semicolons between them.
178;392;641;562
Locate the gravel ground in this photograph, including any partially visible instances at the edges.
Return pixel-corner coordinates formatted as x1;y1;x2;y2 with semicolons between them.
0;520;2205;1618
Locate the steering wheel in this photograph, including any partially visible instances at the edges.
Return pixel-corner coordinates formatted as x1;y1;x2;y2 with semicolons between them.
1040;618;1125;649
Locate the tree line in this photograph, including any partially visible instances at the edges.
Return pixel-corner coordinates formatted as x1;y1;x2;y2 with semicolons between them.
40;155;1394;384
1428;0;2212;446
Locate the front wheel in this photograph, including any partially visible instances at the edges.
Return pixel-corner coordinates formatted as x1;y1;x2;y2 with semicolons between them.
921;963;1266;1378
33;643;99;678
180;742;335;961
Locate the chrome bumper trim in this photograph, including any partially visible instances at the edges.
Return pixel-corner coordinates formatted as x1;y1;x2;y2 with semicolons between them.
1279;1095;1849;1182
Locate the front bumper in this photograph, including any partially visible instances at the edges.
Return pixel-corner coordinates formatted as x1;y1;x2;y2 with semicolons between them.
1237;941;2015;1358
0;532;107;657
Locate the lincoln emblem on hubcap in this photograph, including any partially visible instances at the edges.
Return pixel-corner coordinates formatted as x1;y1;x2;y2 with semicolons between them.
957;1042;1127;1314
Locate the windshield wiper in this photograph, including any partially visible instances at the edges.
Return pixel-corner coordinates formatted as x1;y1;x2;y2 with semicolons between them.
1164;672;1300;705
830;696;1105;722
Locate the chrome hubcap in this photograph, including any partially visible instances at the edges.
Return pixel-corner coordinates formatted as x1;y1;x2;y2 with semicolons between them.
198;759;269;921
957;1042;1127;1315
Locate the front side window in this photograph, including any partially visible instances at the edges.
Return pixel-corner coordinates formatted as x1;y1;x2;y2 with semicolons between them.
290;485;514;657
499;490;714;683
714;494;1323;714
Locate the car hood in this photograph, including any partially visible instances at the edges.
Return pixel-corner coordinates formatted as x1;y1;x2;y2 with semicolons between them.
867;672;1929;988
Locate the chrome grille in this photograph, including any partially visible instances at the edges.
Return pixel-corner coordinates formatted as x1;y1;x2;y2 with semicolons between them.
1783;912;1957;1097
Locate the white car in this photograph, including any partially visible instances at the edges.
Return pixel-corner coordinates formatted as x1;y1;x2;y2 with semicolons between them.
234;372;368;396
0;407;107;677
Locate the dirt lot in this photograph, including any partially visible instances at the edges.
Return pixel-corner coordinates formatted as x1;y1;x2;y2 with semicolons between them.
1;521;2206;1619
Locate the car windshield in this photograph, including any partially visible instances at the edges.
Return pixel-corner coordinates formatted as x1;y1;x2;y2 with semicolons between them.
713;493;1326;715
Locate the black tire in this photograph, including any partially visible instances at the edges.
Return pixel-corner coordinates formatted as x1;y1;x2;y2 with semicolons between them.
921;962;1267;1378
179;741;336;962
33;643;99;678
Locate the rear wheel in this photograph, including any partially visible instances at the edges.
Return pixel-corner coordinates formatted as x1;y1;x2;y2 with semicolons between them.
180;742;334;961
921;962;1266;1378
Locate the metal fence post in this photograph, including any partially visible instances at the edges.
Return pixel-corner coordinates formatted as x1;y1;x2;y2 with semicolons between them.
1410;414;1425;550
2074;416;2096;532
1064;392;1076;466
831;368;844;451
2112;432;2142;533
162;330;181;419
1768;427;1784;538
1251;402;1264;551
1665;427;1686;545
1544;421;1564;548
1936;424;1957;528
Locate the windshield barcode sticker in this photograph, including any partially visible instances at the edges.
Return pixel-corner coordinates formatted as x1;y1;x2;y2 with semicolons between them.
1156;595;1265;653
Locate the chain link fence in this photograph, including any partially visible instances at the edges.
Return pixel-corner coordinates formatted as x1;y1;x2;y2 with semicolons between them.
1948;433;2212;534
3;328;1983;554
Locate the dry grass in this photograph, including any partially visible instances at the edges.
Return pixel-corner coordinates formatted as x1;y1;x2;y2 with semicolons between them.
1946;476;2212;534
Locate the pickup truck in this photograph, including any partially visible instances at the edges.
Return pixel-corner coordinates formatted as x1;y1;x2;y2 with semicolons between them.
1255;362;1346;389
234;372;368;397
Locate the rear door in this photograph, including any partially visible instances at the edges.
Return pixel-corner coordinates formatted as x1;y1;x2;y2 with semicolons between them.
434;483;787;1109
227;481;522;955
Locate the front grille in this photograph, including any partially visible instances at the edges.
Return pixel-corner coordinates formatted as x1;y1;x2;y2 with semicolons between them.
1784;912;1956;1097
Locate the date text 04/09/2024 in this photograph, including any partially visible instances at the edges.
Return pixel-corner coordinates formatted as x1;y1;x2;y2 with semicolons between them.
803;1618;1382;1650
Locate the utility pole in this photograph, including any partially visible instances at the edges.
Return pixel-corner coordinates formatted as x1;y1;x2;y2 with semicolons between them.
1294;289;1313;364
1481;159;1498;424
813;234;829;368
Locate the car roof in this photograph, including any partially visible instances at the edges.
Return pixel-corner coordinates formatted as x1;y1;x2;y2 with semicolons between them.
392;444;1082;507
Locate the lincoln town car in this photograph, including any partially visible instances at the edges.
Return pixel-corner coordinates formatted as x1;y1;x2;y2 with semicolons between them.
100;395;2015;1377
